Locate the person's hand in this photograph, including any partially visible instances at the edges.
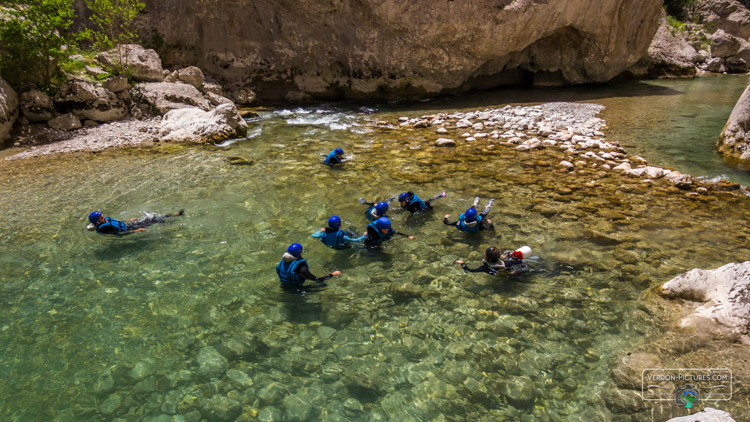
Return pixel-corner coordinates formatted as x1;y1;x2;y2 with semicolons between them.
126;218;138;222
363;232;367;236
133;228;147;232
455;260;464;264
408;236;416;239
444;214;451;219
320;228;325;232
331;271;341;277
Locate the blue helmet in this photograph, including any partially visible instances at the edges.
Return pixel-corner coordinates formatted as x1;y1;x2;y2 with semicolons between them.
328;215;341;229
398;192;411;202
465;207;478;222
375;216;391;230
287;243;303;257
375;201;388;216
88;211;102;224
334;148;344;155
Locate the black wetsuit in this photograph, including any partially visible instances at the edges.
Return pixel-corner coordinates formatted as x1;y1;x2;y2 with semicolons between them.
364;224;411;247
280;262;334;294
461;258;526;275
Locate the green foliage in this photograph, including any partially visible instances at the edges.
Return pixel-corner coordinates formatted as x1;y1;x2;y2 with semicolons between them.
81;0;144;74
666;15;686;33
0;0;75;88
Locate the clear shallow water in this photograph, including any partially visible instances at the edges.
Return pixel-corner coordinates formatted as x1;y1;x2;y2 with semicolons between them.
1;87;750;421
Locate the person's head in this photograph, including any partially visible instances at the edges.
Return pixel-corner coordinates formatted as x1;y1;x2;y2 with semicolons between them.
287;243;303;258
375;217;391;234
375;201;388;216
328;215;341;229
464;207;478;222
398;192;411;206
88;211;103;225
334;148;344;157
484;246;501;263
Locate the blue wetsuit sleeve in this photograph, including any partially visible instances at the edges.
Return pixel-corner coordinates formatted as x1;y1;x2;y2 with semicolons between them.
344;233;366;243
310;231;324;239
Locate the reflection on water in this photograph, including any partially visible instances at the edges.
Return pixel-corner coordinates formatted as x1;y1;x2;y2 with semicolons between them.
1;83;749;421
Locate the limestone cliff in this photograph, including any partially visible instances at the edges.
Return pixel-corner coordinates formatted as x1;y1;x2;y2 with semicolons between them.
718;83;750;168
134;0;663;101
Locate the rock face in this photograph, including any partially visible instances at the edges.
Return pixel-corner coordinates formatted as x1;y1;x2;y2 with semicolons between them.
159;103;248;143
96;44;164;82
0;76;19;143
697;0;750;41
136;0;663;100
130;82;211;115
627;14;698;78
20;90;55;122
658;262;750;338
54;79;127;122
665;407;736;422
718;83;750;168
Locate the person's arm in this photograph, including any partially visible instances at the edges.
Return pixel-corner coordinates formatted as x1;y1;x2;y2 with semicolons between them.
343;233;366;243
455;260;497;275
393;231;416;239
296;264;318;281
443;214;458;226
311;229;325;239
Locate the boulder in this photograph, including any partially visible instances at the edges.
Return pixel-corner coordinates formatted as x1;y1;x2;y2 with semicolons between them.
435;138;456;146
665;407;736;422
658;261;750;338
137;0;662;100
20;89;54;123
663;171;694;189
709;29;743;58
627;13;697;78
130;82;211;116
54;79;127;122
231;88;256;105
201;81;225;96
611;352;662;390
176;66;205;88
159;103;248;143
103;75;129;93
697;0;750;41
47;113;82;131
96;44;164;82
205;92;233;106
0;76;19;143
718;83;750;167
706;57;726;72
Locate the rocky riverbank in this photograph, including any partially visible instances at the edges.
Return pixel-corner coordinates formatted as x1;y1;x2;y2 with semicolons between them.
378;102;749;193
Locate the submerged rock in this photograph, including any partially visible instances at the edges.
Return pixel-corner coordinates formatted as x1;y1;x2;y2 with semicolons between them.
658;261;750;339
160;103;248;143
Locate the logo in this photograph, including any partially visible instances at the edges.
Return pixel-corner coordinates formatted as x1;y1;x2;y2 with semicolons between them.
675;384;700;409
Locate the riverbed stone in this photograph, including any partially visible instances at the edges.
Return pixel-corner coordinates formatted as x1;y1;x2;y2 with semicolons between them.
20;89;54;122
436;138;455;146
196;346;229;379
97;44;164;82
500;375;535;408
98;393;122;415
665;407;736;422
611;352;662;390
200;394;241;422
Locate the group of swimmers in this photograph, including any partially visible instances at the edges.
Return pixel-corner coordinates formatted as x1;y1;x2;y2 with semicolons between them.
87;147;532;293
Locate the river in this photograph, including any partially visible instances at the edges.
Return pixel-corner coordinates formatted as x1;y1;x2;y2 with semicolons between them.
0;76;748;421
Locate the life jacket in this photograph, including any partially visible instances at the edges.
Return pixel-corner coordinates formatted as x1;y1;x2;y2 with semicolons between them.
458;213;484;232
482;260;505;276
96;217;128;235
276;258;307;285
366;222;394;243
364;206;381;222
320;228;348;249
407;193;428;211
324;151;342;166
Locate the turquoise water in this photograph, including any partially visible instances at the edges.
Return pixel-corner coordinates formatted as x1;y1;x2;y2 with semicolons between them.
1;81;750;421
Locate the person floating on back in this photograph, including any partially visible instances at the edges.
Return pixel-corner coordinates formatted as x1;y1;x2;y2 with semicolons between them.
323;148;352;167
310;216;366;249
276;243;341;292
455;246;531;276
87;210;184;235
444;197;495;232
398;191;446;214
359;196;394;222
364;216;415;247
